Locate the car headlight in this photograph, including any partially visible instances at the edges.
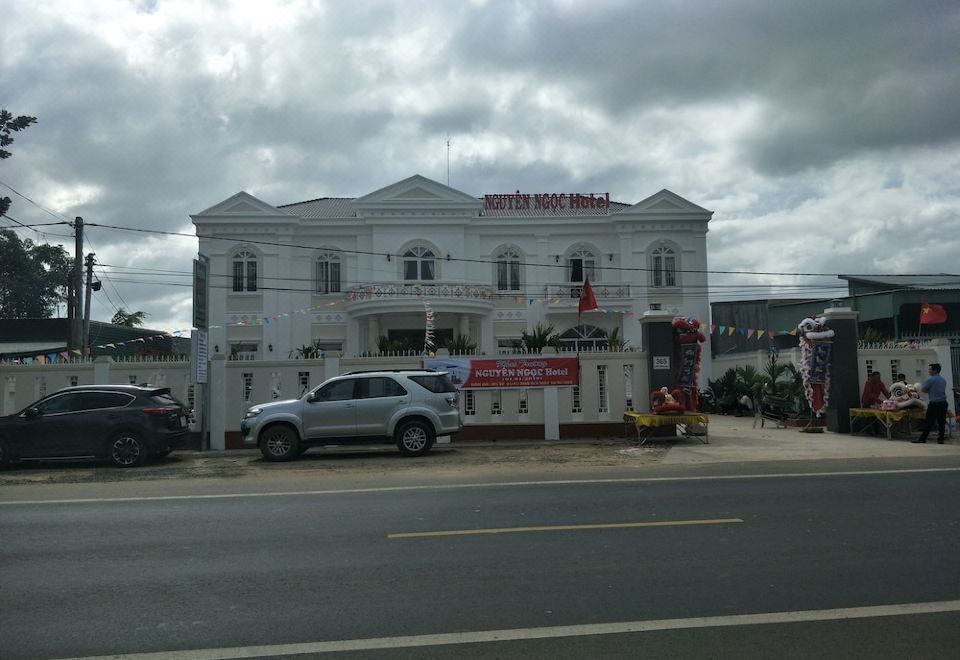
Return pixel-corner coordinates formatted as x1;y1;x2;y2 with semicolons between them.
244;408;263;419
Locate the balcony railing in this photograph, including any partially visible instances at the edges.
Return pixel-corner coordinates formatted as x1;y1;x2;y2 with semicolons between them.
546;283;632;300
346;282;496;302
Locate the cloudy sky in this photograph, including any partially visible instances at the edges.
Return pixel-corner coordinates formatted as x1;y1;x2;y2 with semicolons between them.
2;0;959;332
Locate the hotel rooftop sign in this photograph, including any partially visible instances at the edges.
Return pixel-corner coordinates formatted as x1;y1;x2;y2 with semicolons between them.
483;192;610;212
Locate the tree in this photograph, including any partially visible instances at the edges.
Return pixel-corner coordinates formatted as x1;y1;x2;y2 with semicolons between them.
0;108;38;218
111;308;148;327
0;229;72;317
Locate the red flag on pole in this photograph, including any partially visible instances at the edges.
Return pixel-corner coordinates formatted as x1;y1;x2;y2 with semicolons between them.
578;276;598;314
919;302;947;325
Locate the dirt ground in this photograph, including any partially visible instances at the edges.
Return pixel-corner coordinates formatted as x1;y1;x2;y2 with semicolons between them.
0;441;668;486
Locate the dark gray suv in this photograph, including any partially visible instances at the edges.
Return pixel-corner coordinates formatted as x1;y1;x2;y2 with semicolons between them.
241;370;463;461
0;384;190;468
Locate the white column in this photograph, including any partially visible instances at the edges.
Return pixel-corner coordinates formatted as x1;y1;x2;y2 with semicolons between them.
368;316;380;353
480;315;495;355
3;377;16;416
543;386;560;440
344;317;360;357
929;339;955;398
324;352;341;381
459;314;470;338
93;356;112;384
209;353;227;451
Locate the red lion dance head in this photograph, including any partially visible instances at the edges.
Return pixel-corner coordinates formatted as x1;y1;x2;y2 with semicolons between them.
671;317;706;412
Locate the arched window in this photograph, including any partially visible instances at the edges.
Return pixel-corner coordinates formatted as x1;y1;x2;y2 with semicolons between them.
496;248;522;291
403;245;436;281
316;252;341;294
567;248;596;283
558;324;608;351
232;249;258;292
651;246;677;287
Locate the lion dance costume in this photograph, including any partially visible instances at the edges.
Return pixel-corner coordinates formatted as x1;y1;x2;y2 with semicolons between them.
797;316;834;417
671;317;706;412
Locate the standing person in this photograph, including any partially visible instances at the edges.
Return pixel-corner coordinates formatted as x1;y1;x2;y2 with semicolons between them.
861;371;890;408
913;363;948;444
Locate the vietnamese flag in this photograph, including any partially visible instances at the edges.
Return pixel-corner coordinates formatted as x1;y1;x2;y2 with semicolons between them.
578;275;598;314
919;302;947;325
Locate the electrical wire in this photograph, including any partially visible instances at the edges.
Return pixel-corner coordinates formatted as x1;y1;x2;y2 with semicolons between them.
85;221;960;279
0;179;74;223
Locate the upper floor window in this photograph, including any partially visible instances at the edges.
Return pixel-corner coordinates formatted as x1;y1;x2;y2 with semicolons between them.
316;252;341;294
403;246;435;281
568;248;596;283
232;249;258;292
496;248;521;291
651;246;676;287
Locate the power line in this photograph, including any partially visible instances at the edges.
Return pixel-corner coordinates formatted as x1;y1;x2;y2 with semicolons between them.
0;179;74;223
85;221;960;280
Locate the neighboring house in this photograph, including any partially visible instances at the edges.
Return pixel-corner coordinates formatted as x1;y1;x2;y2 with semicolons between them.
710;274;960;385
192;174;713;360
0;319;188;362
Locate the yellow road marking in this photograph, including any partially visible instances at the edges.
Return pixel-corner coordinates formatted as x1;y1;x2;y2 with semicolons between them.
389;517;744;539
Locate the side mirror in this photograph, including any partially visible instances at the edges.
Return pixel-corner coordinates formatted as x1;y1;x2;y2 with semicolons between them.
25;407;41;420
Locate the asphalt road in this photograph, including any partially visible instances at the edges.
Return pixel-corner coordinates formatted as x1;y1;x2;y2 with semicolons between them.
2;462;960;659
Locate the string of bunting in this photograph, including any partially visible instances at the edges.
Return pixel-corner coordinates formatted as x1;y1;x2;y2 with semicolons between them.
708;324;799;339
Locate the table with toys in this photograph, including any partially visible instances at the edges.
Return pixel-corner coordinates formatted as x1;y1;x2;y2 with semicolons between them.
623;386;709;445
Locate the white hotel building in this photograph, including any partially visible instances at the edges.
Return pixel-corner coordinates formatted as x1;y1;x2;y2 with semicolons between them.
192;175;712;361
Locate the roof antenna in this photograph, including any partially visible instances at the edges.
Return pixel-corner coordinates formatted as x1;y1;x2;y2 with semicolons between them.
446;137;450;186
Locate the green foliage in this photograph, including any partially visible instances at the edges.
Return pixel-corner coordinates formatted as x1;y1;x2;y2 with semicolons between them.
377;335;409;353
604;326;629;350
858;325;888;343
521;322;560;352
1;108;38;217
111;308;148;327
290;340;324;359
441;334;477;354
0;229;72;318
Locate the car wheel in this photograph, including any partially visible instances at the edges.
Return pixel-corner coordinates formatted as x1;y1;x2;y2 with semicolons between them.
259;425;300;462
396;420;434;457
109;432;148;467
0;439;9;469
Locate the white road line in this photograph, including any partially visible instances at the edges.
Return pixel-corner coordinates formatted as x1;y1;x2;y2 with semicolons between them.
63;599;960;659
3;467;960;506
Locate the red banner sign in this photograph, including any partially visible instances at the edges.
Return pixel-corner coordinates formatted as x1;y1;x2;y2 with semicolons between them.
423;357;579;388
483;192;610;212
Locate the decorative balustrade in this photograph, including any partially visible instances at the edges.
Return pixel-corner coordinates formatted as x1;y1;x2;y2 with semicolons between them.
545;283;632;301
346;282;496;302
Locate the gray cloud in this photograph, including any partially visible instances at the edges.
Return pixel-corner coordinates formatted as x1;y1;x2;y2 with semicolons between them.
1;0;958;331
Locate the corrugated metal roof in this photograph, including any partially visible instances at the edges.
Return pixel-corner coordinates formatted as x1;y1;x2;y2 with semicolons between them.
277;198;356;218
840;274;960;290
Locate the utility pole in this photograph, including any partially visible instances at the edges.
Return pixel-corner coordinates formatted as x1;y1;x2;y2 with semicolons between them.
70;217;84;349
83;252;99;354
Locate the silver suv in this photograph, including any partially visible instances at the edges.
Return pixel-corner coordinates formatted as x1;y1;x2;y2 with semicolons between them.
241;370;463;461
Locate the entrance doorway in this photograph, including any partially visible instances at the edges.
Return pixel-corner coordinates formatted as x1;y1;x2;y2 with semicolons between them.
386;328;453;352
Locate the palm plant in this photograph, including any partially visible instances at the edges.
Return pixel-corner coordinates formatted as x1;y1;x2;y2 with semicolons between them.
289;340;323;359
442;334;477;354
605;326;629;351
376;335;408;354
521;323;560;352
